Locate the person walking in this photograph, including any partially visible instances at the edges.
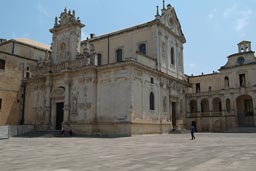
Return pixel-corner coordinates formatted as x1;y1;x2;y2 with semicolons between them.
191;125;196;140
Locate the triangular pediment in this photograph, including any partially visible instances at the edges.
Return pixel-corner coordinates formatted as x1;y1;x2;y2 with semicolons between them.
159;5;185;42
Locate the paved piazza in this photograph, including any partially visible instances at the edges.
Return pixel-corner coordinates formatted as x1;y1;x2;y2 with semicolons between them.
1;133;256;171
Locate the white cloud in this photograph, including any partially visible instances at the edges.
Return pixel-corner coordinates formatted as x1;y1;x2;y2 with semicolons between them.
222;5;254;34
185;63;197;69
12;32;16;38
208;9;217;20
223;4;237;18
38;3;49;17
235;9;253;32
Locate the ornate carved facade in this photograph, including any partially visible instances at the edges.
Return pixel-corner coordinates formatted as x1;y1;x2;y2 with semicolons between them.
23;4;187;136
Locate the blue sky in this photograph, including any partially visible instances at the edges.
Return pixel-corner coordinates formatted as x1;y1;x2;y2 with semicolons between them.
1;0;256;75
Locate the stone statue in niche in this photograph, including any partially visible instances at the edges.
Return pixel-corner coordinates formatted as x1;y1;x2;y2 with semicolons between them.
71;97;78;115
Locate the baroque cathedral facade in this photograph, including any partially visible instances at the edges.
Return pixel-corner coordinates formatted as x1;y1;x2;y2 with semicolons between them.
23;4;187;136
0;2;256;136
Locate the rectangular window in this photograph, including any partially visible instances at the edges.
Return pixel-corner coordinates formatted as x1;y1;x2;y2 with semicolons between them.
239;74;246;87
196;83;200;93
116;49;123;62
97;54;102;66
0;98;2;110
0;59;5;70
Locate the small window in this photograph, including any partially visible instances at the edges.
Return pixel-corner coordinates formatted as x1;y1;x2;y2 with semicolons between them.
97;54;102;66
196;83;200;93
116;49;123;62
208;86;212;92
0;59;5;70
0;98;2;110
150;77;154;84
139;43;146;55
26;72;30;79
27;66;30;71
224;76;229;88
239;74;246;87
149;92;155;110
171;47;175;65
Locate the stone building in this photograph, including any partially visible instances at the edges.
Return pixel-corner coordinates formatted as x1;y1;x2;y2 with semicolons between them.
23;4;187;136
0;38;50;125
186;41;256;132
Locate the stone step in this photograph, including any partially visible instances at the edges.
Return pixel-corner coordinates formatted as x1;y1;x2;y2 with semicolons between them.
17;130;62;137
225;127;256;133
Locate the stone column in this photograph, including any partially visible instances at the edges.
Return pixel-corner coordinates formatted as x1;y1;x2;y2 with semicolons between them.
253;91;256;126
63;75;71;122
197;97;201;117
221;95;226;130
45;75;52;129
209;97;213;115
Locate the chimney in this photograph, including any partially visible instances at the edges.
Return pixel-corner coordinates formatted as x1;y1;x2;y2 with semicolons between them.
90;33;95;39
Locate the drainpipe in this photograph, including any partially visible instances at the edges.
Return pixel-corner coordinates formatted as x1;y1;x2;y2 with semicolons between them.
107;35;110;64
20;83;26;125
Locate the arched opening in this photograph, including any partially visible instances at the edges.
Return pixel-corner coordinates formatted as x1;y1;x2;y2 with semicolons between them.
190;100;197;113
213;97;222;112
236;95;254;127
226;99;231;113
201;98;209;113
224;76;229;88
149;92;155;110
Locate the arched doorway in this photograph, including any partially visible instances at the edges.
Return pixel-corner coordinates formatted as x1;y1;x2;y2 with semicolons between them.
236;95;254;127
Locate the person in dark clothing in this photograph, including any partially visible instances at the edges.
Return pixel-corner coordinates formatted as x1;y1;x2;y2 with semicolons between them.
191;125;196;140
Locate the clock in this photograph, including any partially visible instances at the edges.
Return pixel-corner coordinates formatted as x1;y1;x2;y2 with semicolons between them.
237;57;245;65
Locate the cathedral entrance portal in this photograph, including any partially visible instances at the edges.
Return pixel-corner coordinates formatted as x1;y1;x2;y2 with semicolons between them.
236;95;254;127
56;102;64;130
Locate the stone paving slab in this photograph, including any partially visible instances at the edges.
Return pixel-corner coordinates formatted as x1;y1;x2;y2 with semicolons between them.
1;133;256;171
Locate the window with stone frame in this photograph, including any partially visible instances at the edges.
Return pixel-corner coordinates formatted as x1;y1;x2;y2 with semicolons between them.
97;53;102;66
224;76;229;88
196;83;200;93
138;43;146;55
171;47;175;65
149;92;155;110
116;49;123;62
239;74;246;87
0;59;5;70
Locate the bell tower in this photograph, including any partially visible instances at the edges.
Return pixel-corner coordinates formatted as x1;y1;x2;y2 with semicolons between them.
50;8;85;64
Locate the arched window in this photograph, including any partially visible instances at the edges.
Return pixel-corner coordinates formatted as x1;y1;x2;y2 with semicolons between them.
116;49;123;62
171;47;175;65
149;92;155;110
190;100;197;113
139;43;146;55
224;76;229;88
201;98;209;113
213;97;222;112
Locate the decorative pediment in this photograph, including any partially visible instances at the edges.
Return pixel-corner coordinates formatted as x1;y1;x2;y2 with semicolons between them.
156;3;186;43
51;86;65;97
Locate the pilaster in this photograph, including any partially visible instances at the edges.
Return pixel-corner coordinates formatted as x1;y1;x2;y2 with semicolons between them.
64;74;71;122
